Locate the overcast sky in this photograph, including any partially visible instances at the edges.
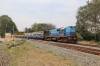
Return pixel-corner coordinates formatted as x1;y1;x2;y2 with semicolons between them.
0;0;88;31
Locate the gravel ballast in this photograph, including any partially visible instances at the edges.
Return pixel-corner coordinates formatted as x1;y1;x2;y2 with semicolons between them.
28;40;100;66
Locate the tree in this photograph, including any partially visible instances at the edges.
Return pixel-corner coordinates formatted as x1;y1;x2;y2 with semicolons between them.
76;0;100;31
0;15;18;37
25;23;56;32
76;0;100;41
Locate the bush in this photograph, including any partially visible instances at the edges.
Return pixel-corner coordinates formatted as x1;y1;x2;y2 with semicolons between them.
77;32;83;40
80;30;93;41
79;30;100;42
0;40;2;43
20;39;26;42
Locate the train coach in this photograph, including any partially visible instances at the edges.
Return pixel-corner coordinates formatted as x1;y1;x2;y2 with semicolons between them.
31;31;44;39
24;26;78;43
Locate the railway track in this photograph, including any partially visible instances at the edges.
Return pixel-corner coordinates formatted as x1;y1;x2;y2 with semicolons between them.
35;39;100;48
31;39;100;56
77;43;100;48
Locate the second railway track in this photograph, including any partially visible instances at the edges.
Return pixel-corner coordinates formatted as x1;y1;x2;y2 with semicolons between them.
31;39;100;56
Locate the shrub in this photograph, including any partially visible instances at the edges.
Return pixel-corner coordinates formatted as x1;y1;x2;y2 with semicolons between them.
0;40;2;43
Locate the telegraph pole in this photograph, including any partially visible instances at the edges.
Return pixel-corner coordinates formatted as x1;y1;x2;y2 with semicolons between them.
13;25;14;35
5;29;6;36
13;25;14;40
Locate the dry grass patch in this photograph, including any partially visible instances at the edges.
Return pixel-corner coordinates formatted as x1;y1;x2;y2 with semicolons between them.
2;41;76;66
78;40;100;45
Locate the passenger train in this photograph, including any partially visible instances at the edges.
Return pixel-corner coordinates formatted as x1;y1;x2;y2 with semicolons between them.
16;26;78;43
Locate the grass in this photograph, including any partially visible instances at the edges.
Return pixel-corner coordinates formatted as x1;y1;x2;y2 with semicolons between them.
89;40;99;44
0;40;27;66
47;50;59;57
78;40;100;45
2;43;30;66
60;56;67;61
1;40;77;66
53;53;58;56
46;50;53;53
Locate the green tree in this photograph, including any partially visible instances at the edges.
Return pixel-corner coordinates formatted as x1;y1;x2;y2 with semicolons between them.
26;23;56;32
76;0;100;41
0;15;18;37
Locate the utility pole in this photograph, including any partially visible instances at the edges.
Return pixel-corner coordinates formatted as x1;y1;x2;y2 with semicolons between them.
26;27;29;39
13;25;14;40
5;29;6;36
13;25;14;35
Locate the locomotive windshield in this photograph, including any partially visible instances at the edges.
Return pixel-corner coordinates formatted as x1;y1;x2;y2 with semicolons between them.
70;26;76;32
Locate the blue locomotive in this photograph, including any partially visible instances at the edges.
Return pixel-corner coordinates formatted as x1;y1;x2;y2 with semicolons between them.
23;26;77;43
44;26;77;43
